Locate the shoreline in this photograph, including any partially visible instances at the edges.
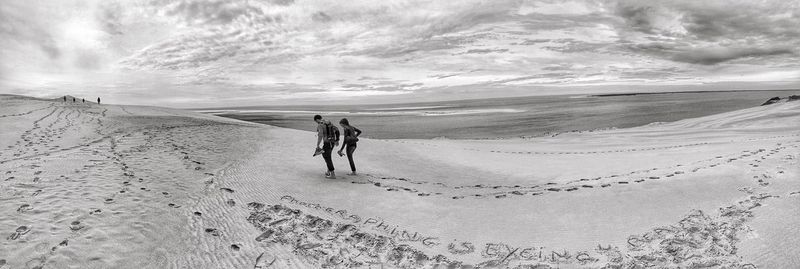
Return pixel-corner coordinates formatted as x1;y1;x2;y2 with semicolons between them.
203;92;800;140
589;88;800;97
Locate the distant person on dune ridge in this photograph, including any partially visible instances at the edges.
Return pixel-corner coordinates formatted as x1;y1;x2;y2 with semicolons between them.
337;118;362;176
97;97;100;104
63;96;66;102
72;97;75;102
82;98;85;103
314;115;340;179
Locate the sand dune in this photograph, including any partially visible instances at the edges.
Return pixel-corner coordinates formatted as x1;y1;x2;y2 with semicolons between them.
0;94;798;268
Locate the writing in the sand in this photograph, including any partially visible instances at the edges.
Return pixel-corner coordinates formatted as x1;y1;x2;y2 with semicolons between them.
280;195;440;247
480;243;607;264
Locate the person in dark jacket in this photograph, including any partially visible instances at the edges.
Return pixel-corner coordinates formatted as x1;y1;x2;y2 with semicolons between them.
337;118;361;175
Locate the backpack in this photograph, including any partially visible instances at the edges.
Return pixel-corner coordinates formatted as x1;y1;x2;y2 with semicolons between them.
323;122;340;143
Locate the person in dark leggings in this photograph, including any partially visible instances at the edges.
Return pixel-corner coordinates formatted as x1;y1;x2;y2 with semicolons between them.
337;118;362;175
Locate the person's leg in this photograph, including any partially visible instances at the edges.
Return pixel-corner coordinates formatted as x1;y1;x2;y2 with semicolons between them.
346;143;357;173
322;142;335;173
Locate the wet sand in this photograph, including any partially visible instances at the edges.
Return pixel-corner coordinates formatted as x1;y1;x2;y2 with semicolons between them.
0;94;798;268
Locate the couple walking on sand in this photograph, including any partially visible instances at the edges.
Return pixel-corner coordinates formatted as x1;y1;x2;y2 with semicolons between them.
314;115;361;179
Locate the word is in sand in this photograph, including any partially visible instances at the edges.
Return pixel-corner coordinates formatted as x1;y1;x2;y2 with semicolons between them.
280;195;441;247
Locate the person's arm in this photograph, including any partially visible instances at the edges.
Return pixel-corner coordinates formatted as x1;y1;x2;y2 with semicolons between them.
338;128;348;152
354;127;362;137
316;125;323;148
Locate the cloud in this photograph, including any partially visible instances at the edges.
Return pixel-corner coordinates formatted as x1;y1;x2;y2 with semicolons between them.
164;0;268;25
455;48;509;55
671;47;795;65
0;3;62;59
628;42;796;65
3;0;800;106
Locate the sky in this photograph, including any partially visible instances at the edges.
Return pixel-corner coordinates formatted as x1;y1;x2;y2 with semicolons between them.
1;0;799;107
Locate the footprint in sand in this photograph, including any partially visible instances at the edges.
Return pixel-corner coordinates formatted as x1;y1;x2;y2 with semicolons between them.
193;212;202;216
17;204;33;213
104;198;115;204
226;199;236;206
162;192;169;196
51;239;69;252
547;188;561;192
634;179;645;183
220;188;234;193
204;228;221;236
69;221;85;231
89;209;102;215
618;181;629;184
168;203;181;208
8;226;31;240
230;244;241;251
565;187;579;191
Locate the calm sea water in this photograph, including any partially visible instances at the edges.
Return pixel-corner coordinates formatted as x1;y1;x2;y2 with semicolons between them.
200;90;800;139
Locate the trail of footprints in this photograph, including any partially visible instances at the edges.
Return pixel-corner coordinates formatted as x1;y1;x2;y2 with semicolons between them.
1;103;105;163
353;139;800;200
0;103;248;267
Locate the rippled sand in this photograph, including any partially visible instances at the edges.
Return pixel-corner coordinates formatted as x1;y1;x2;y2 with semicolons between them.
1;94;798;268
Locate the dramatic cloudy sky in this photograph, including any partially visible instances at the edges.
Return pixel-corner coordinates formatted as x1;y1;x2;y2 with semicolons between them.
1;0;799;107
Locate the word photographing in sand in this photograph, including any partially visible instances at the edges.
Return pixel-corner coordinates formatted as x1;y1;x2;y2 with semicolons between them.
279;195;441;247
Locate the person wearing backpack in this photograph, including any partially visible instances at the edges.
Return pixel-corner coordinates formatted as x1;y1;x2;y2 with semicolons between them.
337;118;362;175
314;115;340;179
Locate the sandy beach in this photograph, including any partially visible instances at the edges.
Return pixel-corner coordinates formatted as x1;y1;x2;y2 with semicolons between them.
1;94;798;268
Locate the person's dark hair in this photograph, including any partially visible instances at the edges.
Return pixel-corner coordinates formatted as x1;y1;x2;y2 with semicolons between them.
313;115;322;121
339;118;349;125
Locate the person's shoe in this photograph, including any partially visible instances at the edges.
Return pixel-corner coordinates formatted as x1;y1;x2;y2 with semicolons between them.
348;171;357;176
325;171;331;177
326;171;336;179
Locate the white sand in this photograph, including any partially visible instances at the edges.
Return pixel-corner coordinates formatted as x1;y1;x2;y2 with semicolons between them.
0;94;798;268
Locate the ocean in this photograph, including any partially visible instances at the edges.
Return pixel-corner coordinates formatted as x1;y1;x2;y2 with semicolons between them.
198;90;800;139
